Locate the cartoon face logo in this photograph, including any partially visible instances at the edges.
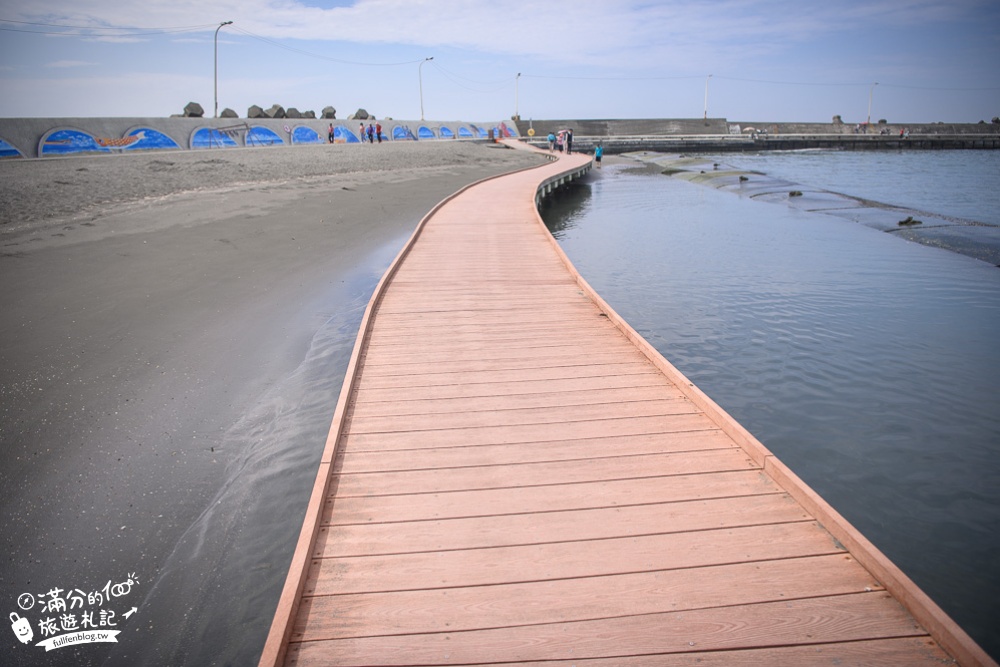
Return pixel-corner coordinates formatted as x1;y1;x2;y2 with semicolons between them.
10;612;33;644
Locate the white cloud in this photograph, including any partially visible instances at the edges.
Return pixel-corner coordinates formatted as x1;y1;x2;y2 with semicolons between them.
9;0;988;67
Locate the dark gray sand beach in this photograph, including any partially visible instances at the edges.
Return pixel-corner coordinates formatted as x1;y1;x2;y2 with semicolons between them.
0;141;545;666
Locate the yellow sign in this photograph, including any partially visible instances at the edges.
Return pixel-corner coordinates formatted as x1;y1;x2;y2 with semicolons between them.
527;128;535;136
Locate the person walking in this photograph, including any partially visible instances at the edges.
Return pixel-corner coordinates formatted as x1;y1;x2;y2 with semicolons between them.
375;122;383;143
594;142;603;167
359;122;366;142
566;128;573;154
367;123;375;144
547;131;556;151
328;123;335;144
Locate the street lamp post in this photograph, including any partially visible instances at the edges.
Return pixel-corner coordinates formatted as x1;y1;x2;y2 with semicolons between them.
214;21;233;118
866;81;878;128
703;74;712;120
419;57;433;121
515;72;521;120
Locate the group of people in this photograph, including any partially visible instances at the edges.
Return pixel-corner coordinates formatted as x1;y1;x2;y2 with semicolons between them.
545;128;604;166
360;122;383;143
546;128;574;154
326;122;383;144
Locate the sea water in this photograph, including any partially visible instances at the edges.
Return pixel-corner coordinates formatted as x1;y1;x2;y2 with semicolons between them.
721;149;1000;225
541;151;1000;660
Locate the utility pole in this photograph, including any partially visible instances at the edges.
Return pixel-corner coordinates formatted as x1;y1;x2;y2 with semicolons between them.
419;57;434;120
703;74;712;120
214;21;233;118
515;72;521;120
867;82;879;127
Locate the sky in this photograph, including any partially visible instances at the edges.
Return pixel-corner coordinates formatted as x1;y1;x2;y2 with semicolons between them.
1;0;998;123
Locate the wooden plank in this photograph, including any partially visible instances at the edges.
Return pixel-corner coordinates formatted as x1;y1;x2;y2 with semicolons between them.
285;593;927;665
349;385;687;419
356;349;645;377
314;493;809;557
364;319;616;343
359;339;632;367
344;397;698;434
305;520;839;595
328;448;756;498
296;554;882;641
353;361;658;390
295;637;955;667
324;469;771;525
342;413;720;451
335;429;732;472
376;296;597;315
350;371;668;403
364;332;626;357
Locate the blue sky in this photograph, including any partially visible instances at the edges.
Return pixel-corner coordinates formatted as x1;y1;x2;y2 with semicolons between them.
1;0;998;123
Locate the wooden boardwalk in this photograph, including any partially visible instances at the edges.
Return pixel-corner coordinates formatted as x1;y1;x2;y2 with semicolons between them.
260;145;994;667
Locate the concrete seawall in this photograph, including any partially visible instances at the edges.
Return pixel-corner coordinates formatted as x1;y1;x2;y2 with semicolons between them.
0;117;512;159
2;116;997;159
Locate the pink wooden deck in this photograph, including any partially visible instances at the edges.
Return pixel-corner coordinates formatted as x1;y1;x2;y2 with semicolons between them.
259;144;994;667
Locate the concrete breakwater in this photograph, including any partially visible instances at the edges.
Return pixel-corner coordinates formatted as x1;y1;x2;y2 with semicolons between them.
516;118;1000;152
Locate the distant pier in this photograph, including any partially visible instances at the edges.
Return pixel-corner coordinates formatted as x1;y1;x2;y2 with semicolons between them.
517;118;1000;152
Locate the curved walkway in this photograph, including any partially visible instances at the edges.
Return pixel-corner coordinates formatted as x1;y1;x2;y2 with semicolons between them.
259;144;993;667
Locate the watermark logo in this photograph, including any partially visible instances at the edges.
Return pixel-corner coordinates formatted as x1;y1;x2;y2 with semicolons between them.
9;572;139;653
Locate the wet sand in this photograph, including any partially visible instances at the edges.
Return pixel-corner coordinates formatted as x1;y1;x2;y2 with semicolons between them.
0;141;545;666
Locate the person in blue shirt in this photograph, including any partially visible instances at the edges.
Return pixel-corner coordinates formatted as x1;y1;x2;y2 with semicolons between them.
547;132;556;151
594;143;604;166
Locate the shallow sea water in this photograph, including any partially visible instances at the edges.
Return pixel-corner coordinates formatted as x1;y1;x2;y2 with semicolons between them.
720;149;1000;225
542;159;1000;660
102;231;411;667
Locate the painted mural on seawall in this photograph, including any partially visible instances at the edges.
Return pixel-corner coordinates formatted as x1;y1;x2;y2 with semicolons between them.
0;121;518;159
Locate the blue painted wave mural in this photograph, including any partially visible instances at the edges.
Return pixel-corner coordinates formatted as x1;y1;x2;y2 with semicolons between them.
191;128;239;149
293;126;323;144
392;126;416;141
334;126;360;143
0;137;23;158
40;129;111;156
121;128;180;151
247;126;284;147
